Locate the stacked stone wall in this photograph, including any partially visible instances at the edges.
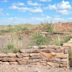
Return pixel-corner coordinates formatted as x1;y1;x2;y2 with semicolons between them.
0;45;69;68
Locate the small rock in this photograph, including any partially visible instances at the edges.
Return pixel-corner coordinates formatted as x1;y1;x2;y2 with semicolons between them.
32;46;39;49
7;53;16;57
2;62;9;65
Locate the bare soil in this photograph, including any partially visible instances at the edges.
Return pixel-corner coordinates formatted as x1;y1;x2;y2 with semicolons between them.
0;65;70;72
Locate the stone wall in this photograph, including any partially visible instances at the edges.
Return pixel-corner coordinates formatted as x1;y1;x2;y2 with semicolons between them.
63;38;72;67
0;45;69;68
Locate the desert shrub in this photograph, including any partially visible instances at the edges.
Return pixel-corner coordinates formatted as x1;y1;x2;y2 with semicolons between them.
52;35;71;46
18;35;23;40
53;35;62;46
1;43;20;53
39;23;53;32
31;32;47;45
63;35;72;43
17;33;23;40
46;24;53;33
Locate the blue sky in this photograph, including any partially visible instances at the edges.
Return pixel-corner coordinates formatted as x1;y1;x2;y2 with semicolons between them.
0;0;72;25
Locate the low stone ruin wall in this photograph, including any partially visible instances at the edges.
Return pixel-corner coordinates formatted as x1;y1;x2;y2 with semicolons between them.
0;45;69;68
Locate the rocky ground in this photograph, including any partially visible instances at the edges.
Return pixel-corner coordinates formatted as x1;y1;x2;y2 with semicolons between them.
0;64;71;72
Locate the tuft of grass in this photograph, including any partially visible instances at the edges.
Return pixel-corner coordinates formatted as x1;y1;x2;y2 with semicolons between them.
39;23;53;33
53;35;62;46
46;24;53;33
1;43;20;53
50;35;72;46
63;35;72;43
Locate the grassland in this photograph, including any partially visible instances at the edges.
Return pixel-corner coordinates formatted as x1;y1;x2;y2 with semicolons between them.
0;22;72;53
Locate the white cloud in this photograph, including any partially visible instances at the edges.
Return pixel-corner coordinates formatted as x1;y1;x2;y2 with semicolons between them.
11;5;17;9
58;10;69;15
49;4;57;10
0;0;8;2
29;8;43;13
0;8;10;16
0;8;4;15
10;2;43;13
27;0;41;6
11;2;25;9
11;5;28;12
10;2;25;10
3;0;8;2
30;15;51;22
0;8;3;12
68;18;72;20
67;18;72;22
57;0;71;10
47;16;65;23
40;0;51;2
17;2;25;6
47;15;51;19
48;0;72;15
6;13;9;16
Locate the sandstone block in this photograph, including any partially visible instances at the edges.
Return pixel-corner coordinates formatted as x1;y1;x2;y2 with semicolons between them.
0;53;7;58
7;53;16;57
30;53;41;59
17;60;28;65
9;62;18;65
1;57;16;62
56;53;68;59
20;48;39;53
2;62;9;65
47;62;59;68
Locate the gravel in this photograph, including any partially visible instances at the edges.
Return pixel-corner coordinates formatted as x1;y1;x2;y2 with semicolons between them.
0;65;70;72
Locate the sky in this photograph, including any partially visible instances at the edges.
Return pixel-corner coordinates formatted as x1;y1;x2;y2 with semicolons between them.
0;0;72;25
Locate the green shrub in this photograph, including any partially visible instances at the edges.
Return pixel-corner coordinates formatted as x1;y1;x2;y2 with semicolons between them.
63;36;71;43
1;43;20;53
31;32;47;45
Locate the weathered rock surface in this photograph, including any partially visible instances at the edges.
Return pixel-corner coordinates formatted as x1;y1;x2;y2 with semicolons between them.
0;44;70;69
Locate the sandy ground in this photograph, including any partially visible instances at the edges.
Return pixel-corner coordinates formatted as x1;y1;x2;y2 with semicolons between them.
0;65;70;72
